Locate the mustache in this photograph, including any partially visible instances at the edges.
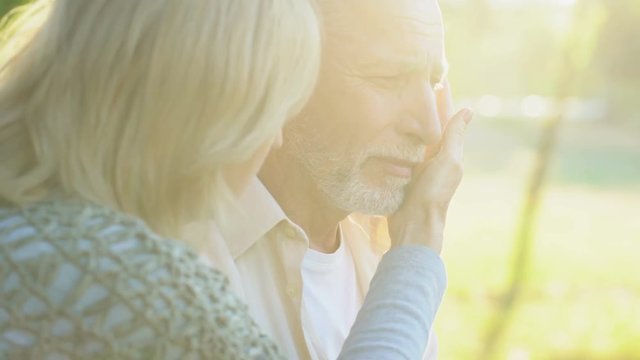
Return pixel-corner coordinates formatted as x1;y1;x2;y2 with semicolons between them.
362;144;426;163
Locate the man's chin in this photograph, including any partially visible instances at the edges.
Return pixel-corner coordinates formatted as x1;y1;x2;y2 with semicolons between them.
345;187;405;216
317;171;407;215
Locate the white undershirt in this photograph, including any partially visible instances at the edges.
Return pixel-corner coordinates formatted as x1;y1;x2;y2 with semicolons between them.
301;237;361;360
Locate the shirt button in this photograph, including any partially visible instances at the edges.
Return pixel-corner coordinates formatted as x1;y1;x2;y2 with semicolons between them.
286;285;298;298
284;226;297;239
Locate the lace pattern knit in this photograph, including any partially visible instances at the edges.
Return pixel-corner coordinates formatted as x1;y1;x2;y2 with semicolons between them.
0;200;284;359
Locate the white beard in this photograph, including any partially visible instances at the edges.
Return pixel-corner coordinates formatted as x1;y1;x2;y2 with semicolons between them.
285;126;425;215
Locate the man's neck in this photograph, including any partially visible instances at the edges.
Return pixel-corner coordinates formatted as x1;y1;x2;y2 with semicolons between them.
259;149;348;254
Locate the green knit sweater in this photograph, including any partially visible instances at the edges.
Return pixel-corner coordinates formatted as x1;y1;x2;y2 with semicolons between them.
0;199;283;359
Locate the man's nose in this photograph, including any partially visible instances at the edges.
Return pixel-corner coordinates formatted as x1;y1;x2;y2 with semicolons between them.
396;80;442;147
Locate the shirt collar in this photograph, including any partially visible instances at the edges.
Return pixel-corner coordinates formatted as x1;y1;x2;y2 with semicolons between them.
217;177;288;259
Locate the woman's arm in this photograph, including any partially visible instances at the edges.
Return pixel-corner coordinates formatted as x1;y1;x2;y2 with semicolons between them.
338;245;446;359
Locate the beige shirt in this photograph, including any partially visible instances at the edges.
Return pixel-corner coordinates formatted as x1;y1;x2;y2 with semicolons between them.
197;178;436;359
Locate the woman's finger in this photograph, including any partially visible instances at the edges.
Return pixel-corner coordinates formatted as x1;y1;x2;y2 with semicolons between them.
439;108;473;163
436;79;454;130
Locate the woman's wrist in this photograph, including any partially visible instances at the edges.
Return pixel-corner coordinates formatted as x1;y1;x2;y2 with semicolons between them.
389;208;446;253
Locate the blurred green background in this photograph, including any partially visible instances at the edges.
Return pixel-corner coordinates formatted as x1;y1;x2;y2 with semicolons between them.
0;0;26;20
439;0;639;359
1;0;637;359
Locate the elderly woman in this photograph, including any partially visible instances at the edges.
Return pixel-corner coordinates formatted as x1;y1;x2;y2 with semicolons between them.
0;0;470;358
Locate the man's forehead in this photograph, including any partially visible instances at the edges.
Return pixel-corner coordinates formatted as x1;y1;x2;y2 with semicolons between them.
324;0;445;70
344;0;444;38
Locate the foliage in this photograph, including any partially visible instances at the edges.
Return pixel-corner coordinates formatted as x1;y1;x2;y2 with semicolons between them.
0;0;28;18
441;0;640;124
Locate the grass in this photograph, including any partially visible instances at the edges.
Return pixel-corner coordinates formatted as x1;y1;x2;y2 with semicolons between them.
436;118;640;359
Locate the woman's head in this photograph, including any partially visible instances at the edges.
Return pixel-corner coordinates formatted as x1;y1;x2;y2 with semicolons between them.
0;0;320;237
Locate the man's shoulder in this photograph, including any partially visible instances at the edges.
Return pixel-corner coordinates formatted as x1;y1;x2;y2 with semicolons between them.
214;177;287;257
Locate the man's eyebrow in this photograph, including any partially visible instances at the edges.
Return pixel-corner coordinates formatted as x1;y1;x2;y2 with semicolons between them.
392;16;444;39
357;55;447;79
367;54;448;77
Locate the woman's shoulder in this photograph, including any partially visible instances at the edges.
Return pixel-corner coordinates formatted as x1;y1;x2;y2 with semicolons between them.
0;198;230;301
0;200;282;359
2;199;200;263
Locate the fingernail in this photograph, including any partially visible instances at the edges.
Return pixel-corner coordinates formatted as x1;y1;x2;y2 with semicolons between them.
463;109;474;124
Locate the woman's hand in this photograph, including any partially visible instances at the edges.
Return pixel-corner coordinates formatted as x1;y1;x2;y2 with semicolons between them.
388;107;473;254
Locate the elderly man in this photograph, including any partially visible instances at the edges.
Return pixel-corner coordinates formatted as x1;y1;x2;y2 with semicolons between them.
203;0;464;358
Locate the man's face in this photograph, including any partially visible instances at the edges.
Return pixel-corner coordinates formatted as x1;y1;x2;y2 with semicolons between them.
284;0;447;215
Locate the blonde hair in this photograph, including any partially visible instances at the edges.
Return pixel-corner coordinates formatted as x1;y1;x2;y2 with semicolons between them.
0;0;320;238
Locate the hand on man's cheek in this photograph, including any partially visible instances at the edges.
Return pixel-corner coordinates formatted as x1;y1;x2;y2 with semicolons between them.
436;79;454;129
423;79;454;161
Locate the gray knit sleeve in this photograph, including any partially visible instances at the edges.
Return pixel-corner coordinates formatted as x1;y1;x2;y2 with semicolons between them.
338;245;447;360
